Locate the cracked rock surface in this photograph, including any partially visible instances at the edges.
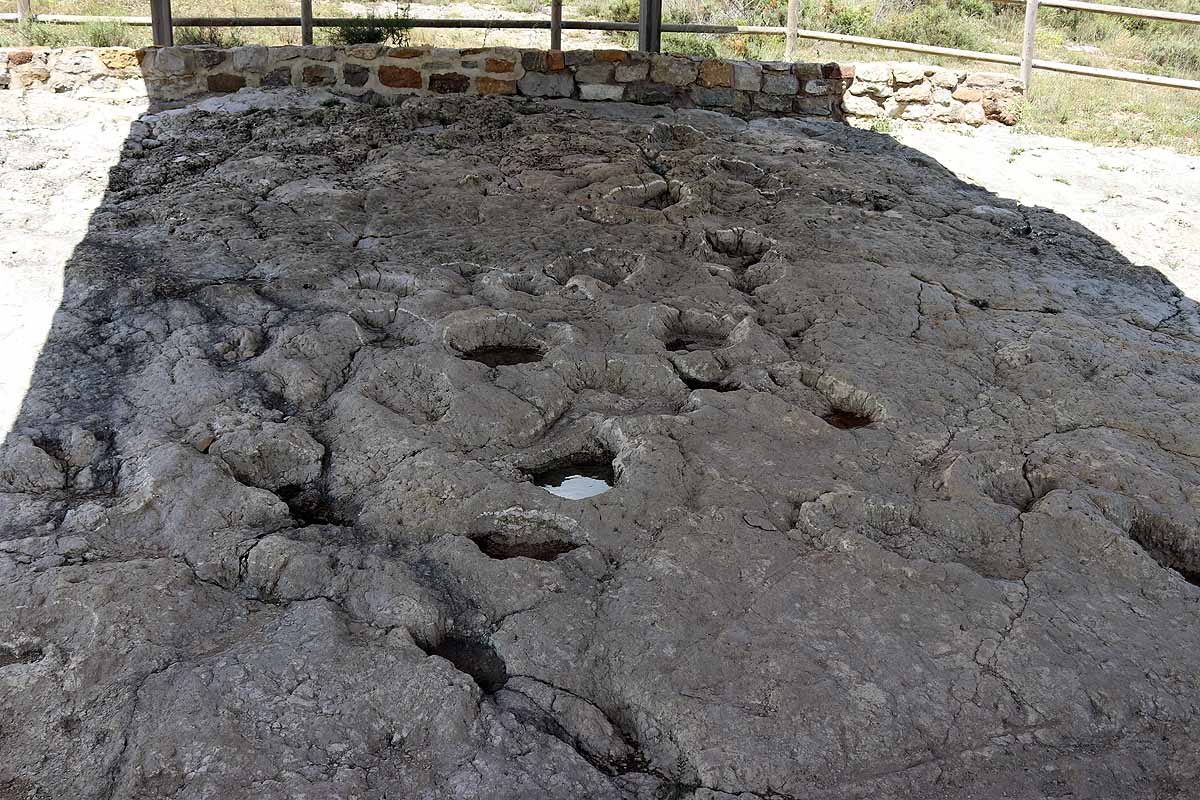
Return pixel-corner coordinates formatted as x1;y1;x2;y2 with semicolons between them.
2;92;1199;799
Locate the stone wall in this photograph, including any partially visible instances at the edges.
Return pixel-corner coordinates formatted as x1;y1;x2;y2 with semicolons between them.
843;61;1024;126
0;45;1023;125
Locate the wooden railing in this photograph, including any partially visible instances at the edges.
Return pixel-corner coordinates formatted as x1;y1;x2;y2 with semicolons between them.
3;0;1198;92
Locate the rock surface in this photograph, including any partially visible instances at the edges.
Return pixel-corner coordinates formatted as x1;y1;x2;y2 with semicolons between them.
1;92;1199;799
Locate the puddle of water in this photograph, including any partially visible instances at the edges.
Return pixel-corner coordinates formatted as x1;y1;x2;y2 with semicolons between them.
532;462;615;499
464;346;543;367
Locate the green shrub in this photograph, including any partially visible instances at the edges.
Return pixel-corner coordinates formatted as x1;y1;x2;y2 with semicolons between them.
662;32;720;55
176;26;245;47
947;0;993;18
881;3;988;51
828;3;873;35
12;20;68;47
329;8;413;46
502;0;543;12
607;0;642;22
80;20;132;47
1147;35;1200;75
1042;8;1122;43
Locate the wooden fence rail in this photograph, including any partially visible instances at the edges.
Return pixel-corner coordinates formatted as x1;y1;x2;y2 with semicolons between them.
3;0;1199;93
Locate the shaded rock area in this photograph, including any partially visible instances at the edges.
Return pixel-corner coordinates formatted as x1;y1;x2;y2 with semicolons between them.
1;92;1200;800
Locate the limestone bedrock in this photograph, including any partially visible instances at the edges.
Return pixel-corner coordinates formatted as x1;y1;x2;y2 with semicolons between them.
1;92;1198;800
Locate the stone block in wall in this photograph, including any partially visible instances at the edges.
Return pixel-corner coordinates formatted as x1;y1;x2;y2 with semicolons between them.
894;82;932;103
261;67;293;88
983;95;1020;125
565;50;594;66
428;72;470;93
850;80;891;98
521;51;547;72
929;102;962;123
854;62;891;83
271;45;302;62
961;72;1023;92
379;65;422;88
697;60;732;88
477;77;517;95
821;62;849;79
579;83;623;101
804;79;834;96
625;81;676;105
155;48;192;76
197;49;227;69
53;48;96;75
388;48;428;60
753;92;791;112
547;51;566;71
302;64;335;86
794;95;833;116
690;85;735;107
343;63;370;88
614;60;650;83
596;50;626;62
730;61;761;91
206;73;246;93
98;48;139;71
963;101;986;125
952;85;983;102
8;50;33;66
842;92;883;117
485;58;515;73
899;102;931;121
930;69;959;88
790;62;821;81
518;70;573;98
11;66;50;89
346;44;382;60
574;62;614;83
650;55;697;86
234;45;269;72
891;62;928;85
301;46;336;62
761;70;797;95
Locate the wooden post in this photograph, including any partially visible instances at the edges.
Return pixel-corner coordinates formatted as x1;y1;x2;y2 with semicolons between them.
16;0;31;23
300;0;314;44
638;0;661;52
785;0;798;60
150;0;171;45
150;0;173;45
1020;0;1038;92
550;0;561;50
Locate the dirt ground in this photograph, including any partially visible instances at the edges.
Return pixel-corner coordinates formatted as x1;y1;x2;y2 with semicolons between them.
891;121;1200;300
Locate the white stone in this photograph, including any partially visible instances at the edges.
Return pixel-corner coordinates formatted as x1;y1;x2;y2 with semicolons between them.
842;92;884;118
579;83;623;101
891;62;926;85
853;62;892;83
233;45;269;72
